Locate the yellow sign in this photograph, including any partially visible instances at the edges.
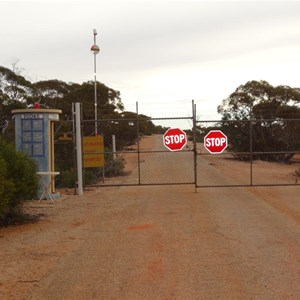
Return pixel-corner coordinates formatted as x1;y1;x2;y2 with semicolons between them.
83;136;104;168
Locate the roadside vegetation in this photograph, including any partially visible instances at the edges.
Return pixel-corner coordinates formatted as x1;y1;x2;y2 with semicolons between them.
194;80;300;163
0;136;38;225
0;63;164;223
1;65;300;224
0;64;163;189
217;80;300;162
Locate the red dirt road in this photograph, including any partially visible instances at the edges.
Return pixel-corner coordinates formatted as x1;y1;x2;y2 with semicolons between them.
1;185;299;299
0;136;300;299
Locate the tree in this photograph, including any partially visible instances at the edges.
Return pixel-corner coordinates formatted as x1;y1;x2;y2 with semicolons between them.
57;81;124;122
0;65;30;142
0;65;32;104
30;79;72;108
0;137;38;220
0;64;161;150
217;80;300;161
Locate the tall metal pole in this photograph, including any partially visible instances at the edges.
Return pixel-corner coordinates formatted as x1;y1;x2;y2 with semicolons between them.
250;104;253;186
73;102;83;195
136;102;141;185
94;32;97;136
192;100;197;192
91;29;100;136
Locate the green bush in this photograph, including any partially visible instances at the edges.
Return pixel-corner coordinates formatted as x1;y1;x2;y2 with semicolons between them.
0;157;15;219
0;138;38;220
55;147;126;188
84;169;97;185
56;168;98;188
105;156;126;177
56;169;76;188
103;147;126;177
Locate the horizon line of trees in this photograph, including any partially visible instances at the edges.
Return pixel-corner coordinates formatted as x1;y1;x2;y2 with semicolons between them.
0;64;166;142
216;80;300;161
1;64;300;162
0;63;167;189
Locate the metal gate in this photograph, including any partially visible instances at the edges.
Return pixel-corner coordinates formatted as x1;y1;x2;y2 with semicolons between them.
80;116;196;187
54;103;300;190
195;118;300;188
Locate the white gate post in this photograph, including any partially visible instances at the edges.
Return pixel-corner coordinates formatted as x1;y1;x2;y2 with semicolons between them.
112;134;116;161
74;102;83;195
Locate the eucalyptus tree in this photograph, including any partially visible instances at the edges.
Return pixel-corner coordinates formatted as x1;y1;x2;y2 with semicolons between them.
217;80;300;161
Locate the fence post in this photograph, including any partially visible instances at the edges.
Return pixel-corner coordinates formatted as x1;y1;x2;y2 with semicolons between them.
192;100;198;192
112;134;117;161
250;106;253;186
136;101;141;185
73;102;83;195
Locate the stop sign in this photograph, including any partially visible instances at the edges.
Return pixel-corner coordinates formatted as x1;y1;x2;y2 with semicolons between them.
204;130;228;154
163;128;187;151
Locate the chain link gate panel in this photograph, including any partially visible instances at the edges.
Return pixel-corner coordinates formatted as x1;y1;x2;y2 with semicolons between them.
195;119;300;188
80;117;196;187
53;104;300;191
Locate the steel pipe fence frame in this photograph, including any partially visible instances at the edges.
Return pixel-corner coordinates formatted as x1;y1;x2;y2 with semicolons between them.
195;118;300;188
80;115;195;187
52;101;300;190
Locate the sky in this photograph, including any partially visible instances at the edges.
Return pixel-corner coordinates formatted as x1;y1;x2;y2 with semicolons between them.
1;0;300;120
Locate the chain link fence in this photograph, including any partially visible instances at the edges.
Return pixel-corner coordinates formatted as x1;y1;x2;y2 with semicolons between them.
196;119;300;187
3;111;300;190
54;120;76;191
80;117;195;187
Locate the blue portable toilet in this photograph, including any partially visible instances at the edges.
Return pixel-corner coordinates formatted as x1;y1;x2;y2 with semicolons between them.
12;108;62;200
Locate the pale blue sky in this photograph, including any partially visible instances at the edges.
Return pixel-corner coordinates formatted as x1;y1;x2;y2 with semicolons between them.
1;0;300;119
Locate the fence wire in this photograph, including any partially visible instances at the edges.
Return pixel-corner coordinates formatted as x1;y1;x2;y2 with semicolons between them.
196;119;300;187
2;113;300;190
79;117;195;187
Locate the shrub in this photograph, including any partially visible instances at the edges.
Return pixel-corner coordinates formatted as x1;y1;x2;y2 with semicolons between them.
56;168;98;188
56;169;76;188
55;146;126;188
105;156;126;177
0;157;15;219
84;169;97;185
0;138;38;219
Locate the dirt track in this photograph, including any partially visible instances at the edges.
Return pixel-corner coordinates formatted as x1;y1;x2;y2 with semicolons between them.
0;135;300;299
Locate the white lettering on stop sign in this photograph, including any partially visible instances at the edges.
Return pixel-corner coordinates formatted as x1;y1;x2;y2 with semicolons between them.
204;130;228;154
163;128;187;151
205;137;226;147
165;134;185;145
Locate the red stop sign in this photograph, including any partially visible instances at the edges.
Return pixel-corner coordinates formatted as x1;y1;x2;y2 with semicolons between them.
204;130;228;154
163;128;187;151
